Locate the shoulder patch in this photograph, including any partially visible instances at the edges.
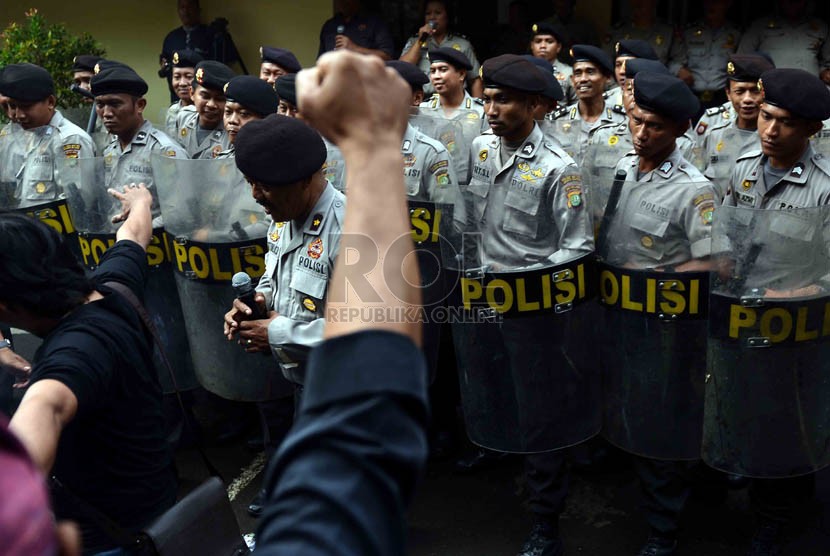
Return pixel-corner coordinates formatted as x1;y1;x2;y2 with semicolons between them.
696;121;708;135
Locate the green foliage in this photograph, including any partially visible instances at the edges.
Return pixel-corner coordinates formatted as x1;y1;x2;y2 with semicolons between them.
0;8;105;110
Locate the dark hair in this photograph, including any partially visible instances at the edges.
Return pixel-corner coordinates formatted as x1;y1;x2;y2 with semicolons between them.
0;213;93;318
424;0;454;29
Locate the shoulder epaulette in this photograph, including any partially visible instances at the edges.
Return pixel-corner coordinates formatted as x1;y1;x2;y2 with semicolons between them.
552;106;569;120
705;105;727;116
612;104;625;115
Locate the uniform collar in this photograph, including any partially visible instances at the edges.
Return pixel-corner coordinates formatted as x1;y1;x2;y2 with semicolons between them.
299;182;337;237
513;123;544;160
131;120;154;146
401;124;417;153
754;144;814;187
49;110;65;129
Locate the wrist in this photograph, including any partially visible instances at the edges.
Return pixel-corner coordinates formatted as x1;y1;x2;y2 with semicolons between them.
0;338;11;350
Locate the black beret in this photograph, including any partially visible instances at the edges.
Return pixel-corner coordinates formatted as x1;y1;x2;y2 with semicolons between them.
759;68;830;121
260;46;302;73
726;54;774;83
570;44;613;76
274;73;297;106
235;114;326;186
172;49;203;68
624;58;669;79
633;71;699;121
482;54;547;94
428;47;473;71
91;65;149;97
193;60;236;91
386;60;429;90
522;55;564;101
616;39;658;60
72;55;102;73
93;59;130;74
530;22;565;43
0;63;54;101
224;75;279;117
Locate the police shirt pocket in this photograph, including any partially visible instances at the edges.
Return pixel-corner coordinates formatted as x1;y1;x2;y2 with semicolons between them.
502;189;540;238
769;212;816;242
630;212;669;261
289;271;327;320
465;179;490;220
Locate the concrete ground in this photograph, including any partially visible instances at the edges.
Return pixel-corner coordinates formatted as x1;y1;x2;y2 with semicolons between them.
9;329;830;555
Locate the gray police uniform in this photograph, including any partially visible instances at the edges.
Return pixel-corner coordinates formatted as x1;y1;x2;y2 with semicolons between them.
165;100;188;138
694;101;735;141
210;146;270;240
257;182;346;384
402;123;458;203
738;16;830;77
699;118;759;199
103;119;187;224
669;22;741;100
323;137;347;193
173;105;231;159
607;147;715;268
419;91;488;133
549;103;626;164
465;122;593;269
552;61;576;106
12;110;95;208
604;21;676;64
401;33;481;95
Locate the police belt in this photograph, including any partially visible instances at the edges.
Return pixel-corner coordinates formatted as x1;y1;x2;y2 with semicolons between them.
169;237;268;284
709;291;830;347
597;262;710;321
459;252;596;319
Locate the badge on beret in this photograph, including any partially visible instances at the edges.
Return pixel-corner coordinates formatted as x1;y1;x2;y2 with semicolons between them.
303;298;317;312
757;78;764;94
309;213;324;233
35;182;46;194
615;42;620;55
196;67;205;84
94;63;101;74
727;62;735;75
608;136;619;146
73;55;78;63
478;149;488;162
259;46;263;58
223;82;228;94
569;48;574;58
532;24;538;33
173;52;180;64
742;180;752;191
308;237;324;259
478;66;483;78
641;236;654;248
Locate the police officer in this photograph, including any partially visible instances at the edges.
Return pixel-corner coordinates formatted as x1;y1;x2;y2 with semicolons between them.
668;0;740;108
604;0;675;64
399;0;482;97
91;64;187;225
259;46;302;85
71;55;102;95
604;72;716;556
551;45;625;164
174;60;235;159
164;49;203;137
608;39;659;109
388;61;458;203
698;54;773;199
529;22;575;106
467;54;593;556
420;47;486;128
738;0;830;80
721;68;830;555
0;63;95;208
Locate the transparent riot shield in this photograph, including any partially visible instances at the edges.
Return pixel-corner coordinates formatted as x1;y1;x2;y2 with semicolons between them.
811;126;830;158
582;131;632;235
152;154;292;401
412;109;481;185
703;205;830;477
539;118;581;164
322;137;346;193
703;127;757;199
0;123;25;208
442;175;600;453
595;178;712;460
59;157;198;394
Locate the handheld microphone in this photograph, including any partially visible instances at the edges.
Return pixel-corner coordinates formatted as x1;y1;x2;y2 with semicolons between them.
232;272;264;319
336;25;345;35
420;21;436;44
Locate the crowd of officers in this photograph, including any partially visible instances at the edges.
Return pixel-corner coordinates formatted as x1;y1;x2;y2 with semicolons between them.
3;0;830;555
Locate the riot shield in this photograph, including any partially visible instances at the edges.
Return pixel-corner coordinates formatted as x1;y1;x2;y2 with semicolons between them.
152;154;291;401
582;132;631;235
0;123;25;207
442;184;600;453
812;126;830;157
539;119;581;164
60;157;198;394
703;205;830;477
594;177;711;460
412;109;481;185
322;137;346;193
702;127;755;199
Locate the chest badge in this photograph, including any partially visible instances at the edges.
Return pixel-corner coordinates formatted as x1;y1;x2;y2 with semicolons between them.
308;237;324;259
35;182;46;194
641;236;654;248
518;162;530;172
478;149;488;162
608;135;619;146
303;298;317;312
741;179;752;191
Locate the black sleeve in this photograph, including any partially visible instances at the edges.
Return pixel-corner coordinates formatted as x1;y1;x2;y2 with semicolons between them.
255;331;429;556
92;240;148;302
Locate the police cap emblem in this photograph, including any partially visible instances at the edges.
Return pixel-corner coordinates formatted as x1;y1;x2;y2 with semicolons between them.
173;52;180;64
196;67;205;84
727;61;735;75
